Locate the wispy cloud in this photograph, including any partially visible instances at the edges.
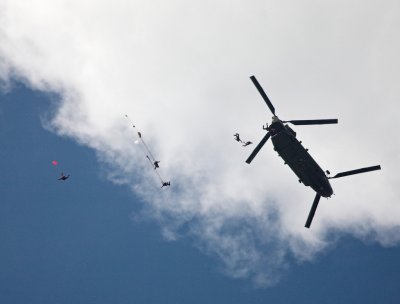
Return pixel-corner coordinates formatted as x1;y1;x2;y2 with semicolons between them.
1;0;399;285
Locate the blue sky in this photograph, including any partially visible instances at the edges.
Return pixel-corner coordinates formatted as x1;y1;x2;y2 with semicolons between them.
1;84;400;304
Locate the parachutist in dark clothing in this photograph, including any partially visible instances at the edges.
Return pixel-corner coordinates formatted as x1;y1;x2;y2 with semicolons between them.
234;133;241;142
146;155;160;169
58;172;70;181
161;181;170;188
242;141;253;147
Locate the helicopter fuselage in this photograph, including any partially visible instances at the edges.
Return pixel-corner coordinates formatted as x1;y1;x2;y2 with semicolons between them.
268;119;333;198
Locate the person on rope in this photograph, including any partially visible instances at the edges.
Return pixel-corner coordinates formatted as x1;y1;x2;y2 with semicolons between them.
242;141;253;147
234;133;241;142
147;155;160;169
161;181;170;188
126;114;170;186
58;172;70;181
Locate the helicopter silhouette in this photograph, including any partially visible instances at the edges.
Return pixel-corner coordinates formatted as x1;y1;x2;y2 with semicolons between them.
245;75;381;228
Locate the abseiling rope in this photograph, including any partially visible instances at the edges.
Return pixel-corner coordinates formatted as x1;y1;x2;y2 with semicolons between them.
146;155;164;183
125;115;165;184
140;135;157;163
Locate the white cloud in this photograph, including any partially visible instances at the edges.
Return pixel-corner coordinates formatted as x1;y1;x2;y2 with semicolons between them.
1;0;400;285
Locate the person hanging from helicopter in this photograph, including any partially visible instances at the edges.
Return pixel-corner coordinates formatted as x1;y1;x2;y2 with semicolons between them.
242;141;253;147
58;172;70;181
161;181;170;188
234;133;253;147
147;155;160;169
153;160;160;169
234;133;241;142
125;114;171;187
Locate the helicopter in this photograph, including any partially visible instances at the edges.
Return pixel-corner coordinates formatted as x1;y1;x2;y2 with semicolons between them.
245;75;381;228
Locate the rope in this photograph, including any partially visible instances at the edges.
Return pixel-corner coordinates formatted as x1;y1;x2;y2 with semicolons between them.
125;115;167;185
141;137;157;162
146;155;163;183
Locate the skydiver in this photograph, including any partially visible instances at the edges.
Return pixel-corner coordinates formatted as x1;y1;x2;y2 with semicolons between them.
146;155;159;169
242;141;253;147
234;133;241;142
161;181;170;188
58;172;70;181
153;160;160;169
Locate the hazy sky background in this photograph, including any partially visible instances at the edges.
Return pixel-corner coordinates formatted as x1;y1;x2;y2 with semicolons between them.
1;0;400;296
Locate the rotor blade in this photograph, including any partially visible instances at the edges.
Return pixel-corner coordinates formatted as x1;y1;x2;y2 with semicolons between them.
330;165;381;179
245;132;271;164
250;75;275;115
284;119;338;125
305;193;321;228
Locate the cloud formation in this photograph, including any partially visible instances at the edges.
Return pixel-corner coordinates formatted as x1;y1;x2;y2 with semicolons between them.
1;0;400;285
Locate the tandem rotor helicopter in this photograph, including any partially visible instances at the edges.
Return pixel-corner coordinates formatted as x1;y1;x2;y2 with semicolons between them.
245;76;381;228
